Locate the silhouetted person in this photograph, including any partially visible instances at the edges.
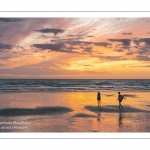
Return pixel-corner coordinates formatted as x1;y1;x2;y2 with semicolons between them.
117;92;126;109
97;92;101;107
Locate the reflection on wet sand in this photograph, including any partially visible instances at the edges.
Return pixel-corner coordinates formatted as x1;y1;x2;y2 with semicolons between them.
72;113;97;118
97;113;101;122
119;112;123;127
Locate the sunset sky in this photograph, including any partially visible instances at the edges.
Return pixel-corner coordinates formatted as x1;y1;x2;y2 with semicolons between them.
0;18;150;79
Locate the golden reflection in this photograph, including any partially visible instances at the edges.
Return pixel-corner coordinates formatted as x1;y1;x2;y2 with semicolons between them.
118;112;123;127
97;112;101;122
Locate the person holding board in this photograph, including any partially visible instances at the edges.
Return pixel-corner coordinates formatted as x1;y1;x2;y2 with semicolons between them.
117;92;126;109
97;92;101;107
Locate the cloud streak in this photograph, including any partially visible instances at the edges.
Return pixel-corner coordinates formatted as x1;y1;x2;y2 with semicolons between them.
0;42;13;50
32;43;65;51
136;55;150;61
107;38;132;46
31;43;77;53
122;32;132;35
31;39;112;55
34;28;65;35
0;18;24;22
94;42;112;47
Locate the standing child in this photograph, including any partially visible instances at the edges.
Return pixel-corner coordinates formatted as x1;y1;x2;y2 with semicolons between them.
97;92;101;107
117;92;126;109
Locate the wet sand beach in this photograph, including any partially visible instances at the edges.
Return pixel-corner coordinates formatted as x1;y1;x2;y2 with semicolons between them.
0;91;150;132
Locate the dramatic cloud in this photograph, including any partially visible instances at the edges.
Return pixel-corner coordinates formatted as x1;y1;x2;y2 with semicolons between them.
132;38;150;46
31;43;65;51
59;40;111;48
31;38;114;56
1;17;150;78
38;35;51;38
107;38;132;46
112;38;150;57
122;33;132;35
94;42;112;47
32;42;93;54
68;41;93;46
0;42;13;50
34;28;65;35
126;51;134;55
136;55;150;61
138;38;150;45
115;49;124;52
67;34;89;40
31;43;77;53
83;47;93;53
0;18;23;22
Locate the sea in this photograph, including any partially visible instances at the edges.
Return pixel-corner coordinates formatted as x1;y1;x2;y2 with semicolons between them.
0;79;150;93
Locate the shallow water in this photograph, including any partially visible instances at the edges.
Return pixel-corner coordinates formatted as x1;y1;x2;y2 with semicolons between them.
0;91;150;132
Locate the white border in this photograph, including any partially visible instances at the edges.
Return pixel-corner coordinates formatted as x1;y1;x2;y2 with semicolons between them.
0;12;150;18
0;133;150;139
0;0;150;11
